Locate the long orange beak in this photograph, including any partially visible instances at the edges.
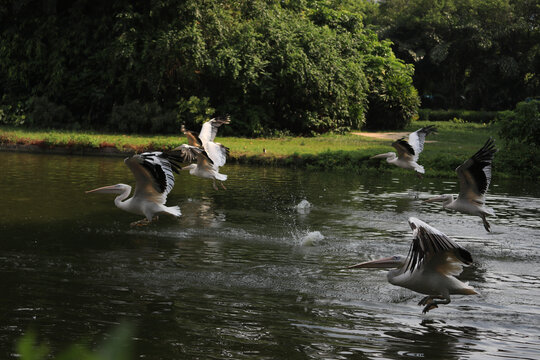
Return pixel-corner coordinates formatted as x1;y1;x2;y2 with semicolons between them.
348;256;401;269
86;185;122;194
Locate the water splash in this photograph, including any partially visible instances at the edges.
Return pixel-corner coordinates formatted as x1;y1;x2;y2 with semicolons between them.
295;199;312;214
295;230;325;246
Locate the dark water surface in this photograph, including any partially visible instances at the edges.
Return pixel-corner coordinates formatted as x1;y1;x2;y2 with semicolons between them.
0;152;539;359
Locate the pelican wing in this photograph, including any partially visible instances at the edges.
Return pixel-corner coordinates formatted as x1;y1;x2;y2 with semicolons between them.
456;138;497;202
124;152;181;203
204;141;229;168
392;138;415;161
195;150;216;172
403;217;473;277
175;144;214;165
407;125;437;162
198;116;230;145
186;131;202;147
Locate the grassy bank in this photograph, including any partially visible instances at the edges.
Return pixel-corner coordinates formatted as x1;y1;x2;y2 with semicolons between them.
0;121;506;177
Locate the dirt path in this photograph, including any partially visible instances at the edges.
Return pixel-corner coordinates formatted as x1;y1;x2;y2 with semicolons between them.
351;132;409;140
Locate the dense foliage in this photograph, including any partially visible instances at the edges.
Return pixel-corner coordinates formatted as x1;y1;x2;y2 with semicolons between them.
370;0;540;110
418;109;498;123
0;0;418;135
495;99;540;178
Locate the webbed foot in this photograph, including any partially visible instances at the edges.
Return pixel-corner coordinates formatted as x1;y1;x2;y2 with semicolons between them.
422;304;438;314
130;218;150;227
418;296;433;306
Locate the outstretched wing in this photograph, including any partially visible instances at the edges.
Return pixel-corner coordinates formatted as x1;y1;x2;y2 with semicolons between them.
181;125;203;148
407;125;437;162
456;137;497;203
403;217;473;277
198;116;230;145
392;138;415;161
174;144;214;165
124;152;181;204
205;142;229;168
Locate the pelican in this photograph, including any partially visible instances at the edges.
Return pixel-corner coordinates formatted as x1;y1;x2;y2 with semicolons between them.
181;124;203;148
86;152;182;226
424;138;497;232
175;116;230;189
175;144;228;190
349;217;477;313
371;125;437;175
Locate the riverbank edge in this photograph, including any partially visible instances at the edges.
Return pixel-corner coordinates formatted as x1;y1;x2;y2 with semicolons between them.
0;140;514;180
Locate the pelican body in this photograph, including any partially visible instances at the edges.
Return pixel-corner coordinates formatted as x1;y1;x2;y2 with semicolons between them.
425;138;497;231
86;152;182;226
176;116;230;189
349;217;477;313
371;125;437;175
175;144;228;190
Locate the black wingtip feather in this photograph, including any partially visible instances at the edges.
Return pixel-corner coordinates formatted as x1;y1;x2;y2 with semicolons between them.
418;125;438;135
472;137;498;163
456;247;473;265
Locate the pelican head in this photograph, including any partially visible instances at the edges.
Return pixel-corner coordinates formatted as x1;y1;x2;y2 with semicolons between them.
370;152;396;160
348;255;406;269
86;184;131;195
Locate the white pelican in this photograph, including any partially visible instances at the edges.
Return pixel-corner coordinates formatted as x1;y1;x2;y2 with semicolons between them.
175;144;228;190
175;116;230;189
349;217;477;313
424;138;497;232
86;152;182;226
371;125;437;175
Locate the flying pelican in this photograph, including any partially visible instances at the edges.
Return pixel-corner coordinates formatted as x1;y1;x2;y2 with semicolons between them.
175;116;230;189
424;138;497;232
348;217;477;313
174;144;228;190
371;125;437;175
86;152;182;226
181;124;203;148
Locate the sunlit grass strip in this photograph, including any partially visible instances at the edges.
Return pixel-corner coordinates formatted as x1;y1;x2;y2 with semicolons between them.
0;121;502;177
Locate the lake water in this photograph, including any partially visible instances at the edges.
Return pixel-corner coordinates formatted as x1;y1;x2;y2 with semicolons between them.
0;151;539;359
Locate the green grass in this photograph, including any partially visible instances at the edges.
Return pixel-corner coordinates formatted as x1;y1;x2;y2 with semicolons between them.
0;121;507;177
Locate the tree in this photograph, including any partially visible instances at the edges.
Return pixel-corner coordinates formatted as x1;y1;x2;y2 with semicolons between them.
371;0;540;110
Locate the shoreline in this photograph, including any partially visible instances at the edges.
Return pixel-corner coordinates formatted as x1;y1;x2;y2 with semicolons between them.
0;141;496;180
1;123;533;179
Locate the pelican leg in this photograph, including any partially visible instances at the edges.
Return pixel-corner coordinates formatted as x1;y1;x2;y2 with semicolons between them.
418;295;445;306
418;296;434;306
212;180;218;191
416;172;423;179
422;296;451;314
220;181;227;190
481;214;491;232
130;218;151;227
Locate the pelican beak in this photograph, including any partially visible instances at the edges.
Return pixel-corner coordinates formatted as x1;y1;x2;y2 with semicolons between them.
371;152;393;159
423;195;445;203
348;257;401;269
86;185;120;194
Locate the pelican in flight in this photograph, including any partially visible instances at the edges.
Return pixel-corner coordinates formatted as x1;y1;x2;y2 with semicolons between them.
86;152;182;226
371;125;437;175
349;217;477;313
424;138;497;232
175;144;228;190
176;116;230;189
180;124;203;148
